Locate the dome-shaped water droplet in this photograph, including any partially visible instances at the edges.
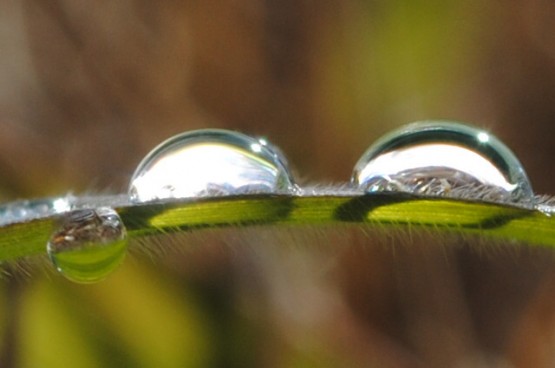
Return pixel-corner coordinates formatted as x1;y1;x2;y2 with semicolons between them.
47;207;128;283
129;129;296;202
352;121;534;206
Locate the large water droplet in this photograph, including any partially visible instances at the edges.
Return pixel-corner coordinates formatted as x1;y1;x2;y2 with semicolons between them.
47;207;128;283
129;129;296;202
352;121;534;205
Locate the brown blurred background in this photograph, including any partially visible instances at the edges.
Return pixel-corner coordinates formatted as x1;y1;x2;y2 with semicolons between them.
0;1;554;367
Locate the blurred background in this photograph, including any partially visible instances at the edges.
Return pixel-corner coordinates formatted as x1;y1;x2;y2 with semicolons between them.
0;0;554;366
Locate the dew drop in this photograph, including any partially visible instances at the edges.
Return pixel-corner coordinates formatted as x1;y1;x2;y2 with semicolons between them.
352;121;534;206
129;129;296;202
0;196;73;226
47;207;128;283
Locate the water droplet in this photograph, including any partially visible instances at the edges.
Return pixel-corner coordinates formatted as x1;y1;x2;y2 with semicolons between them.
129;129;296;201
352;121;534;206
47;207;128;283
0;196;74;225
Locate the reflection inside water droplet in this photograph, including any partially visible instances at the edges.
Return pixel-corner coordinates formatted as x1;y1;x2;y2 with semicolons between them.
352;121;534;206
129;129;296;202
47;207;128;283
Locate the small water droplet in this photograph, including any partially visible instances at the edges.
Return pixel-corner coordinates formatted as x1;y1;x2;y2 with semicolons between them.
129;129;296;201
47;207;128;283
352;121;534;206
0;196;74;225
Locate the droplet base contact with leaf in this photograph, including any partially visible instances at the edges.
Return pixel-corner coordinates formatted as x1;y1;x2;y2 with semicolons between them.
0;121;553;283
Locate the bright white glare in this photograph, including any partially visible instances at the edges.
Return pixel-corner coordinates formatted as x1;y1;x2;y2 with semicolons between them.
130;144;279;201
52;198;71;213
477;132;490;143
357;143;515;191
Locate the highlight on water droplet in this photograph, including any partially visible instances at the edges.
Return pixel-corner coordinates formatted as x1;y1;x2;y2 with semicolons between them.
47;207;128;283
129;129;296;202
0;196;73;226
352;121;534;206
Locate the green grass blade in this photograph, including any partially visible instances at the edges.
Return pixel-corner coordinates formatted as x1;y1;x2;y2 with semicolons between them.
0;193;552;262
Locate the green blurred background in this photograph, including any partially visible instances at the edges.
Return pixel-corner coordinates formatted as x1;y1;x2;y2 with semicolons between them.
0;1;554;366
